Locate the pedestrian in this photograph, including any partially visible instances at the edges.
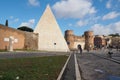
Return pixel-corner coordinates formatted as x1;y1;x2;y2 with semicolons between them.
87;48;90;52
116;46;119;51
108;51;113;58
78;45;82;54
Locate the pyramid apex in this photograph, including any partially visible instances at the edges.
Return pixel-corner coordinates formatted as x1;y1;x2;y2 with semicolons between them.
44;4;52;13
46;4;51;8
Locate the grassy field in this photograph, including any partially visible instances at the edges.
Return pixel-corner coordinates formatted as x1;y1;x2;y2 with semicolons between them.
0;55;68;80
0;50;7;52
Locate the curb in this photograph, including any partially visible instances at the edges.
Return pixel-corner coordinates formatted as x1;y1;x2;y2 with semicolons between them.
74;53;81;80
57;53;72;80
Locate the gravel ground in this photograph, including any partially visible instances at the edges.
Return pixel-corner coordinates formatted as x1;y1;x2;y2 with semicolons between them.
76;50;120;80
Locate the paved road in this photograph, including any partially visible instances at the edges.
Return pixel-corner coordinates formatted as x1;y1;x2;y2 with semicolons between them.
93;49;120;61
76;50;120;80
0;52;69;59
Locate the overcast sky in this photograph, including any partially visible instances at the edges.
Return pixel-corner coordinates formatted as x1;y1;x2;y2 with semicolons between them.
0;0;120;35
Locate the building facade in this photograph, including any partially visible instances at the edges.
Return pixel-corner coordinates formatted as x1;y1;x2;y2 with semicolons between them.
94;35;107;48
111;37;120;48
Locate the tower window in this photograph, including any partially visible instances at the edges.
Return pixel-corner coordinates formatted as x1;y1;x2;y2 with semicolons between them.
54;43;56;45
67;42;70;45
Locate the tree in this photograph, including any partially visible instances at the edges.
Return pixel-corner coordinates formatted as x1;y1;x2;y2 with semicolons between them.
5;20;8;26
17;26;33;32
109;33;119;37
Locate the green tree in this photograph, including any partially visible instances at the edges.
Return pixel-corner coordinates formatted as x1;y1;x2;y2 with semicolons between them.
109;33;119;37
5;20;8;26
17;26;33;32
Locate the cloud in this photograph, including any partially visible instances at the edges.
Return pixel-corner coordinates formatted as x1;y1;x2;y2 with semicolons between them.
28;0;40;6
106;0;111;9
9;16;19;22
19;19;35;28
75;16;101;27
91;24;111;35
52;0;96;19
76;20;87;27
99;0;103;2
9;16;19;24
102;11;120;20
91;21;120;35
10;16;14;19
68;23;73;27
14;18;19;22
109;21;120;33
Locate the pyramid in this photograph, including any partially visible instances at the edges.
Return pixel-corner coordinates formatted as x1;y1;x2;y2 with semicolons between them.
34;5;69;52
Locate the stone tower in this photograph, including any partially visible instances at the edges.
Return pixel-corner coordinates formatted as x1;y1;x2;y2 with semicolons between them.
34;5;69;52
65;30;74;50
84;31;94;50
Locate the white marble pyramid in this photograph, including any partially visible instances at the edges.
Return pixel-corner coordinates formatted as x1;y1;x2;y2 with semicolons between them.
34;5;69;52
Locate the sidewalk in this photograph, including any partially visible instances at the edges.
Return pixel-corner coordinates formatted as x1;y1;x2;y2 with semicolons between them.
57;52;81;80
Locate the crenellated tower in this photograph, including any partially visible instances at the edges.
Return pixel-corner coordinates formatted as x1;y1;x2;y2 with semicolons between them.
84;31;94;50
65;30;74;50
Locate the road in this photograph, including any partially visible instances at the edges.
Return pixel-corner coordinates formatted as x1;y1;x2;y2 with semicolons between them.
76;50;120;80
0;52;69;59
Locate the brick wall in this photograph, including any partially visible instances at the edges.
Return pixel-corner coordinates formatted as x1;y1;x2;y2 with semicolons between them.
24;32;38;50
65;30;85;50
0;25;25;50
0;25;38;50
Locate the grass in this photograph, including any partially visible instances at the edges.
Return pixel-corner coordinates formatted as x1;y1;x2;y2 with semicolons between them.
0;49;42;52
14;49;39;52
0;50;8;52
0;56;68;80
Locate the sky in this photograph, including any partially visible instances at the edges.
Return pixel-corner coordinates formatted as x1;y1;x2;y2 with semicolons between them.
0;0;120;36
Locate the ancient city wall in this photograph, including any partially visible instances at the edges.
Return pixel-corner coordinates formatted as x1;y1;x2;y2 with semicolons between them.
24;32;38;50
74;36;85;50
0;25;38;50
65;30;85;50
0;25;25;50
65;30;75;50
